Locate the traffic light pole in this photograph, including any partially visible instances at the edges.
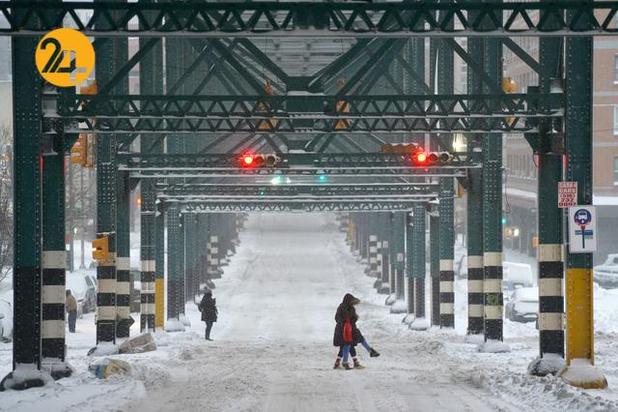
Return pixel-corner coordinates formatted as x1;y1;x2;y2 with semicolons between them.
561;6;607;387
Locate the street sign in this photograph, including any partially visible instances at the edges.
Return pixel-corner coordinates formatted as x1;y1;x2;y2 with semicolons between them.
568;206;597;253
397;253;404;262
558;181;578;208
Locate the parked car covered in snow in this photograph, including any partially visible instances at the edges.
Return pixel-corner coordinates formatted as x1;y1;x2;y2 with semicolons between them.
503;262;535;291
594;254;618;288
505;286;539;323
0;297;12;342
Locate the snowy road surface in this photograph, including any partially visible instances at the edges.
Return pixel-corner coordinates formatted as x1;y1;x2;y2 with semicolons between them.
2;213;618;411
121;214;507;412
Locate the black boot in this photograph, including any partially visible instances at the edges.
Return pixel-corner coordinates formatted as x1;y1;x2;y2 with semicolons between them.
369;348;380;358
333;358;342;369
342;362;353;370
353;358;365;369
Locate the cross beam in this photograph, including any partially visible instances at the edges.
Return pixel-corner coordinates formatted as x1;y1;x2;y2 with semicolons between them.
3;1;618;37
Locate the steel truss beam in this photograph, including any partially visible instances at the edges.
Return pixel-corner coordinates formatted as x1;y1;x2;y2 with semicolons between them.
4;2;618;37
54;93;562;120
174;199;431;213
156;183;440;197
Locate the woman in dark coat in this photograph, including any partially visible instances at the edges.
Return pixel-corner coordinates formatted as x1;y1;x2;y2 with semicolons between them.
198;290;218;341
333;293;380;370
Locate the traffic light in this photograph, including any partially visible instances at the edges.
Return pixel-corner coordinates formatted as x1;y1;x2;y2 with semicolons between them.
411;151;453;166
501;215;508;225
92;236;110;262
70;134;88;166
239;153;281;168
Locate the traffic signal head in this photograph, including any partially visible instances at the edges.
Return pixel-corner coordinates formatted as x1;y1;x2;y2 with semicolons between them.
413;151;427;165
411;151;453;166
92;236;110;262
239;153;281;168
71;134;88;166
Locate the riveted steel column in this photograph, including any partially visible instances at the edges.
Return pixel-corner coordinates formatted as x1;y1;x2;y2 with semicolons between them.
482;6;504;343
390;212;406;313
139;178;156;332
154;204;165;328
466;23;485;336
412;204;426;322
41;95;69;377
167;205;182;320
562;0;606;388
529;14;565;375
3;17;43;388
116;170;132;338
95;28;117;345
114;28;131;338
378;212;391;294
405;213;415;316
430;215;440;327
437;20;455;328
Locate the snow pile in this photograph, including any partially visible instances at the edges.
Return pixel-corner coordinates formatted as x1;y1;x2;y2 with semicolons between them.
87;342;119;357
560;359;608;389
478;339;511;353
528;353;566;377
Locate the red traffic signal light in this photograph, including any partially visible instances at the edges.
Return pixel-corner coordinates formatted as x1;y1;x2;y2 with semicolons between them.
239;153;281;168
411;151;453;166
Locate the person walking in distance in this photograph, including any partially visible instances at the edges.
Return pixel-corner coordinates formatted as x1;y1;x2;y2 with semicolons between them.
333;293;380;370
66;289;78;333
198;290;218;341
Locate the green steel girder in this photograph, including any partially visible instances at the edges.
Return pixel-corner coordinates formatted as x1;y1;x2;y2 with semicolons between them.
176;199;428;214
156;183;439;198
56;93;561;120
4;2;618;37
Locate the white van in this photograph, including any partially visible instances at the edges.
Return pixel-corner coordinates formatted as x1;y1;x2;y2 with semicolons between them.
503;262;535;291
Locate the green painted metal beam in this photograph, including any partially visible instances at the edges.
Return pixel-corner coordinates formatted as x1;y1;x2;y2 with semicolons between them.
4;2;618;37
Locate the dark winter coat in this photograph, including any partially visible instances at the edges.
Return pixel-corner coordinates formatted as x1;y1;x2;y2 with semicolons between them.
199;295;218;322
332;293;364;347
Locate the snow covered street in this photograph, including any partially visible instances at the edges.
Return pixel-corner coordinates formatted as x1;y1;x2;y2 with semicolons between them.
2;213;618;411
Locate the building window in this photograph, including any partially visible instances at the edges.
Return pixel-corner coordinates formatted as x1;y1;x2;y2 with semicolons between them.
615;55;618;82
614;106;618;135
614;157;618;184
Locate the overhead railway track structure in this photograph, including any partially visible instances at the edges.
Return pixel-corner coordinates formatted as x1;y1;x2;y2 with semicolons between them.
1;0;608;393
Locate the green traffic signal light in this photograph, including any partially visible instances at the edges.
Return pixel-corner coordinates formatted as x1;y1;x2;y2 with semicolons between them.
318;174;328;183
501;216;507;225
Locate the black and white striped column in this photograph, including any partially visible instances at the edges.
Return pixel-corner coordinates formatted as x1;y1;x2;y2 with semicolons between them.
378;240;390;294
484;252;503;341
439;258;455;328
116;257;131;338
41;250;68;375
207;235;221;279
96;257;117;344
140;259;155;332
374;241;383;289
467;255;484;336
538;244;564;356
368;235;379;277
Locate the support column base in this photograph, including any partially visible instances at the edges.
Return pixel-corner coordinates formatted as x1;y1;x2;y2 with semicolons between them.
385;293;396;306
464;334;484;345
41;359;74;380
164;318;186;332
378;284;390;295
390;300;407;314
528;354;566;377
409;318;430;331
402;313;415;324
373;279;382;289
560;359;608;389
0;365;53;391
477;339;511;353
87;343;120;357
179;314;191;327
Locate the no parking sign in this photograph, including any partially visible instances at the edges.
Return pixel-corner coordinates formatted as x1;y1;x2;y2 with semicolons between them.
568;206;597;253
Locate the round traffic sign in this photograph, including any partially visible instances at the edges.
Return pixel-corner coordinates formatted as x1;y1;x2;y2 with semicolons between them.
573;208;592;226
